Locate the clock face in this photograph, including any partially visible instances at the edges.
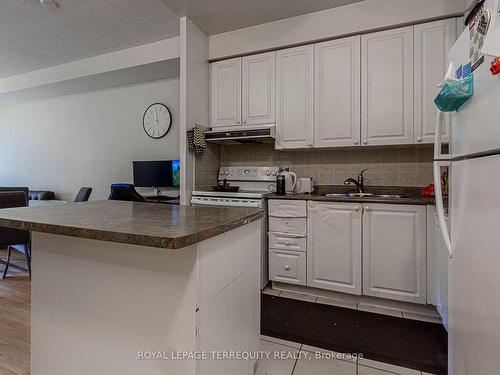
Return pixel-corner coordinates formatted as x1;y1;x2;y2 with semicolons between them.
143;103;172;139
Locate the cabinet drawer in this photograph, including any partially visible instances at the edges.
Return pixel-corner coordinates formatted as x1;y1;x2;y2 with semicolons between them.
269;216;307;234
269;232;306;252
268;200;307;217
269;249;306;285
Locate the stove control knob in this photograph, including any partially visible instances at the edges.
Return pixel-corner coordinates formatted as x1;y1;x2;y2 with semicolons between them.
272;170;278;176
265;171;271;176
224;171;229;175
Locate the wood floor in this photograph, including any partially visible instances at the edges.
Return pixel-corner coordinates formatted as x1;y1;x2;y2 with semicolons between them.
0;249;30;375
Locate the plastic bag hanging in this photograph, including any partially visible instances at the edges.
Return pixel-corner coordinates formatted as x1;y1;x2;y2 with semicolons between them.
434;74;474;112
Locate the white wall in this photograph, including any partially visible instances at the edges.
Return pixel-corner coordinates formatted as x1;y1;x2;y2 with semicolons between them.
208;0;465;59
0;78;180;201
179;17;210;205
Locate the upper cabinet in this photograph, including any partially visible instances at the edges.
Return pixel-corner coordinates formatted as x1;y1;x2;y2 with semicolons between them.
361;26;414;146
414;19;456;143
210;57;242;127
314;37;361;148
275;45;314;149
242;52;276;126
209;18;458;147
210;53;275;128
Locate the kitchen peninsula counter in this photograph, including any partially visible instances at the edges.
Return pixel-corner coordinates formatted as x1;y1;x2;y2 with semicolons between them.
0;200;264;249
0;200;263;375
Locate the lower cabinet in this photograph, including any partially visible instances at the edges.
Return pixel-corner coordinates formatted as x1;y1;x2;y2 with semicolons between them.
269;248;306;285
268;200;427;304
362;204;427;304
307;201;362;295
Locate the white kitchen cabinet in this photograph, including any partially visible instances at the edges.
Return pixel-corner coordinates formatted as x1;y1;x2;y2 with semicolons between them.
361;26;414;146
314;37;361;148
270;249;306;285
275;45;314;149
307;202;362;295
242;52;275;126
414;19;456;144
210;57;241;127
363;204;427;304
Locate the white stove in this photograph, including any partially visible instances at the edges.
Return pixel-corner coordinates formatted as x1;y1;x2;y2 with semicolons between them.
191;167;279;289
191;166;278;208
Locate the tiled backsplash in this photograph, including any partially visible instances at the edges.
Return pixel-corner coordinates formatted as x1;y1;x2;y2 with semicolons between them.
218;144;434;187
195;143;221;190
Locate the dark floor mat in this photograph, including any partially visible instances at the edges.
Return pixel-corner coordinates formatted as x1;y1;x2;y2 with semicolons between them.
261;294;447;375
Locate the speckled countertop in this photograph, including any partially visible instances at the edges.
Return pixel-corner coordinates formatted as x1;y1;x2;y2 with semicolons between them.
266;185;438;206
0;200;264;249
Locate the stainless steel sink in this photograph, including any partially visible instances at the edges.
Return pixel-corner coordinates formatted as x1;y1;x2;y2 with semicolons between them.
371;194;402;199
324;193;374;198
324;193;402;199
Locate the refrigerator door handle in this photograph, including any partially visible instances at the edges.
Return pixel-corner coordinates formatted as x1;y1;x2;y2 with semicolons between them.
434;111;452;161
433;160;452;258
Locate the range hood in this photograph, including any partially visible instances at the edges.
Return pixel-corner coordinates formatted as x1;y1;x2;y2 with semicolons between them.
204;125;275;144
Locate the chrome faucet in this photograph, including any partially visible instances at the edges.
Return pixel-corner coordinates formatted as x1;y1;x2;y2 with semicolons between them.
344;168;369;193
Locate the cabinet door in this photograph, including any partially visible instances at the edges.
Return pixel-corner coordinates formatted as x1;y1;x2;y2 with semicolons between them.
361;27;414;146
363;204;427;304
275;45;314;149
210;57;241;127
242;52;275;126
307;201;362;294
314;36;361;148
414;19;456;144
270;249;306;286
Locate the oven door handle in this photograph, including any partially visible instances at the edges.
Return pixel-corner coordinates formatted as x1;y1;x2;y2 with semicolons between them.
191;197;261;208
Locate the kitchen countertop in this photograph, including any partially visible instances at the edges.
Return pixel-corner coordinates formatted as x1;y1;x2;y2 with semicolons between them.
265;185;438;205
0;200;264;249
265;192;436;205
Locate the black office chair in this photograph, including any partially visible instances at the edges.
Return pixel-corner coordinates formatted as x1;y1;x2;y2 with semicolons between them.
75;187;92;202
108;184;145;202
0;191;31;279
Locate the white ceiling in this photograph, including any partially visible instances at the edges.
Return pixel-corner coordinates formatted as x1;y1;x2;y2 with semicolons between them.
0;0;179;79
161;0;365;35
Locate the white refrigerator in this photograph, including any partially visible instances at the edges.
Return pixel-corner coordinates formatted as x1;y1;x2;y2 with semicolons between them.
434;1;500;373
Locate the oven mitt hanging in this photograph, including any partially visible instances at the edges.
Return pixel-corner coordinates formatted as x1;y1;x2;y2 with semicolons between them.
187;125;207;156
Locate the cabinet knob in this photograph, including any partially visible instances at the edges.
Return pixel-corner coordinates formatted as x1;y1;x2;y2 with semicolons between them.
284;265;290;271
365;206;370;211
243;121;247;124
417;137;422;142
236;120;240;124
355;206;361;211
354;140;359;145
308;142;313;147
363;140;368;145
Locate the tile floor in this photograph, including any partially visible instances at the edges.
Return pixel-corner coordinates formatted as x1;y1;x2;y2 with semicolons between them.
257;335;436;375
263;287;442;324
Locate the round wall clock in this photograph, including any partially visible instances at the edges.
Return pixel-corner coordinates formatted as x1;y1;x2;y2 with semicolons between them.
143;103;172;139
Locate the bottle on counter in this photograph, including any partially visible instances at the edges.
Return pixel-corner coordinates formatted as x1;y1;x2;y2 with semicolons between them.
276;169;286;195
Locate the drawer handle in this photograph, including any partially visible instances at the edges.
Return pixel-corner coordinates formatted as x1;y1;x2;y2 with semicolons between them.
284;265;290;271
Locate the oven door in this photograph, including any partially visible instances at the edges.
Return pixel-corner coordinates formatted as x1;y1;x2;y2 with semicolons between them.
191;196;263;208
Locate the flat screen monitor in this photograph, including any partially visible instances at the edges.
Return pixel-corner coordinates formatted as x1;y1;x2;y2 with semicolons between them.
133;160;180;188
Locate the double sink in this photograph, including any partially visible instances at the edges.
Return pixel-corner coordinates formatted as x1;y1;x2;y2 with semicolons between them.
324;193;403;199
